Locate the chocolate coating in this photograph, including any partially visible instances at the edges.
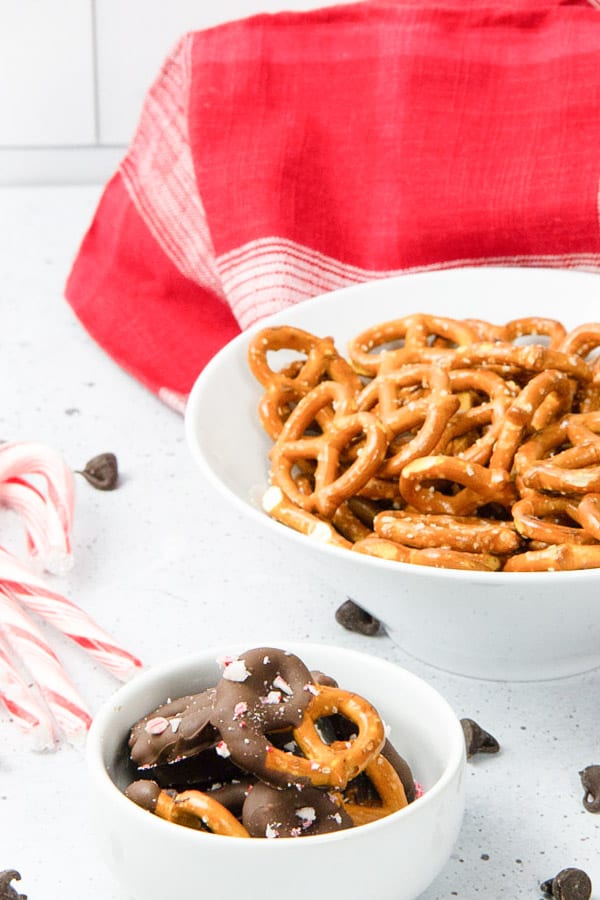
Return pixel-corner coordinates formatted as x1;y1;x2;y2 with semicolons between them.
210;647;314;787
129;687;219;768
242;782;353;838
125;779;161;811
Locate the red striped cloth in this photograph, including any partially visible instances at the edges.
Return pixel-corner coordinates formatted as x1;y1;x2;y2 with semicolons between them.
65;0;600;412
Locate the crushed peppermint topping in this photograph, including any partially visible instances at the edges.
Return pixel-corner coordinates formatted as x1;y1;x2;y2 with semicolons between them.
295;806;316;828
170;717;181;733
222;659;251;682
145;716;169;736
233;701;248;718
304;683;318;695
414;781;425;799
265;823;279;839
290;827;302;837
216;654;235;668
262;691;282;705
215;741;231;758
272;675;293;695
263;655;270;664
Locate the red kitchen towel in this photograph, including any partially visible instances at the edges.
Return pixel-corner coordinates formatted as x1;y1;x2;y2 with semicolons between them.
65;0;600;412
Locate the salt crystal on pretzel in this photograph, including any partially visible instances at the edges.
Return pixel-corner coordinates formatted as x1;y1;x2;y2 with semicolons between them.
0;586;92;740
0;547;142;681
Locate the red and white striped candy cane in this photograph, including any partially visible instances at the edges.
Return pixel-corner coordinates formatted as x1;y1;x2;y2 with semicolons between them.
0;476;73;575
0;635;57;748
0;441;75;535
0;548;143;682
0;586;92;740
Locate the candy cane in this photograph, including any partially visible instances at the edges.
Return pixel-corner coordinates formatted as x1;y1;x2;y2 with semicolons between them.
0;586;92;740
0;442;75;540
0;548;143;682
0;635;57;749
0;477;73;575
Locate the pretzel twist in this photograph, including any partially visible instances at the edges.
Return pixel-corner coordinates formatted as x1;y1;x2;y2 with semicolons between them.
340;754;408;825
270;381;388;517
399;455;516;516
374;510;522;554
125;780;251;837
263;684;386;790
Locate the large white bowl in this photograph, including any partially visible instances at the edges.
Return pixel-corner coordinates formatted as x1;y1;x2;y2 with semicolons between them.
185;267;600;680
86;643;465;900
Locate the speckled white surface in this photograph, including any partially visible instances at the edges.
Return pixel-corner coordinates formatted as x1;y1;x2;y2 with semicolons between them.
1;185;600;900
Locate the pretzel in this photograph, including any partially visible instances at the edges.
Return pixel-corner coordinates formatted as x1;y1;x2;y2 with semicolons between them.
251;315;600;572
270;381;388;517
374;510;522;554
501;317;567;348
347;314;477;375
399;455;516;516
353;535;502;571
511;495;593;545
504;543;600;572
572;493;600;541
489;370;575;471
340;753;408;826
358;361;460;476
263;684;386;789
262;485;352;549
125;779;251;837
520;441;600;494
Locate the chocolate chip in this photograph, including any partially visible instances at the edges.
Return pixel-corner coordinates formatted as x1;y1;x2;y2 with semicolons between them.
335;599;383;636
579;765;600;813
540;867;592;899
460;718;500;758
0;869;27;900
76;452;119;490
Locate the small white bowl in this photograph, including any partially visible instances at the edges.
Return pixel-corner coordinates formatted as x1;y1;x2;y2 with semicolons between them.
185;267;600;681
86;643;465;900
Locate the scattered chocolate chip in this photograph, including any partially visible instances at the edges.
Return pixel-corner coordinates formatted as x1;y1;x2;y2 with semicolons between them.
540;867;592;899
0;869;27;900
579;765;600;813
335;599;383;636
460;718;500;758
76;452;119;490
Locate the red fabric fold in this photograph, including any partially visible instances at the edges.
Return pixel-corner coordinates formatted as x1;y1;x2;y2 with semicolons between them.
65;0;600;408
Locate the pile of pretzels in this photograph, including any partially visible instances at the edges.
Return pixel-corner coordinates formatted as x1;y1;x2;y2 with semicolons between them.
248;314;600;572
124;647;416;838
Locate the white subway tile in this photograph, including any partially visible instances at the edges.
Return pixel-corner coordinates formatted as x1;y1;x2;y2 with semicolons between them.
0;0;96;146
96;0;355;146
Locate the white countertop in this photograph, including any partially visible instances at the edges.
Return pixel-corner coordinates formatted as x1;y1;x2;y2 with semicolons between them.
2;185;600;900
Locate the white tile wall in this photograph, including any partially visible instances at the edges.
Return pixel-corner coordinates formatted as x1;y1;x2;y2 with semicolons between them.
0;0;355;185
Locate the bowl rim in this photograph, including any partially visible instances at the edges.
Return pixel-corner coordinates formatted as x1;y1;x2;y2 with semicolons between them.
184;268;600;586
86;641;466;848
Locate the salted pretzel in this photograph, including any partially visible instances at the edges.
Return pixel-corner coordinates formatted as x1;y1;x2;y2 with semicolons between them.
501;317;567;348
248;326;362;439
572;493;600;541
270;380;388;518
347;314;477;376
489;370;575;472
262;684;386;790
353;535;502;571
374;510;522;555
520;441;600;494
357;361;460;476
559;323;600;359
262;485;352;548
339;754;408;826
511;495;593;545
125;779;251;837
449;341;593;383
399;455;516;516
504;543;600;572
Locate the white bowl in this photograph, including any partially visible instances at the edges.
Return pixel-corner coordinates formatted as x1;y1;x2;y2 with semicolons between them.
185;267;600;680
86;643;465;900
